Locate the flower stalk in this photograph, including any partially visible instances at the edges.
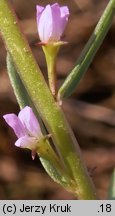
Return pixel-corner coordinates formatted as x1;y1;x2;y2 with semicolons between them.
42;43;60;97
0;0;97;199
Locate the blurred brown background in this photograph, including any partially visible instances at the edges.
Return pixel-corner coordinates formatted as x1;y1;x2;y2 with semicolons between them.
0;0;115;199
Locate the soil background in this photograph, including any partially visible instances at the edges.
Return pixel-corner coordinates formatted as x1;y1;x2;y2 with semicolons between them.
0;0;115;199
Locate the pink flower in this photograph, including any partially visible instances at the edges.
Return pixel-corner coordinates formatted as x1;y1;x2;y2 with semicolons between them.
36;3;69;43
3;106;43;159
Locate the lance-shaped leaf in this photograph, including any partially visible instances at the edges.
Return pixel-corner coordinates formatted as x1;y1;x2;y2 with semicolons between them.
58;0;115;98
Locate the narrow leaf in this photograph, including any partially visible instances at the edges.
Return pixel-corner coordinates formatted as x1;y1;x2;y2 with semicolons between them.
58;0;115;98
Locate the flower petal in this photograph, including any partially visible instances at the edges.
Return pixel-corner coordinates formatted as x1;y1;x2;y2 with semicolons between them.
36;5;44;14
3;114;26;138
50;3;62;41
18;106;42;138
36;5;44;26
60;6;69;35
60;6;69;18
38;4;53;42
15;135;37;149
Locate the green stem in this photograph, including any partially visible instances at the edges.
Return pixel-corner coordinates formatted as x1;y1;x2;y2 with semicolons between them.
108;169;115;199
58;0;115;98
42;44;60;97
7;53;36;109
0;0;96;199
48;59;56;97
6;53;46;133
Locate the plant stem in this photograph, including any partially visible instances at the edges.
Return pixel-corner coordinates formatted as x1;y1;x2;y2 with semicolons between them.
0;0;96;199
108;169;115;199
42;44;60;97
48;59;56;97
58;0;115;98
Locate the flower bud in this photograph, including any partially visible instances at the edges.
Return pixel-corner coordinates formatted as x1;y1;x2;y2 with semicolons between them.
36;3;69;43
